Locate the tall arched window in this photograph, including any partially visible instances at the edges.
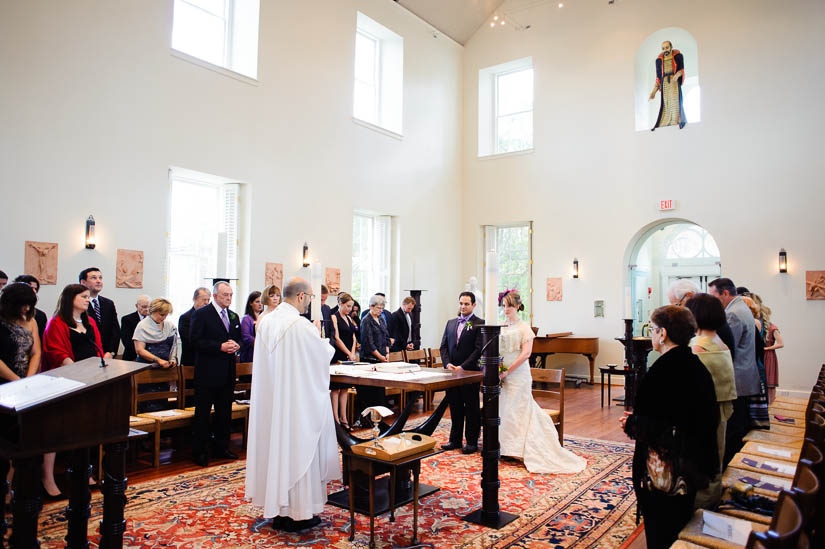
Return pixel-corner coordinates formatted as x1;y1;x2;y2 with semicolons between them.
634;28;700;131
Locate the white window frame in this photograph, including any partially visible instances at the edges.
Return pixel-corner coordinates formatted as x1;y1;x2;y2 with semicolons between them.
483;222;533;323
354;29;381;125
171;0;260;82
352;212;395;310
478;57;534;158
353;12;404;137
165;167;242;325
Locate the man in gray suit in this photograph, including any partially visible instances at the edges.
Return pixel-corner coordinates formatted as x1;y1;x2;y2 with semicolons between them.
709;277;760;465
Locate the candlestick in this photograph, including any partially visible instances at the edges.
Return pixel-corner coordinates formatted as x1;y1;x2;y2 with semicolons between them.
310;260;322;321
484;250;499;323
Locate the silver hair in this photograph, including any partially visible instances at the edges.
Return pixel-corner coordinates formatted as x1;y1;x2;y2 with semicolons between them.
369;294;386;307
669;279;700;301
136;294;151;305
193;287;210;300
212;281;232;294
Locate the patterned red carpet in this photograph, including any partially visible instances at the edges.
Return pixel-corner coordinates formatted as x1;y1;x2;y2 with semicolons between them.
37;423;637;548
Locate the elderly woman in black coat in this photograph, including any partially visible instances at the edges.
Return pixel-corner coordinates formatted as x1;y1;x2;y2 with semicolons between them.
621;305;719;549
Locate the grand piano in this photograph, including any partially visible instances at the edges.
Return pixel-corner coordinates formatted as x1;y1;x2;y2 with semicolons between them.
529;332;600;384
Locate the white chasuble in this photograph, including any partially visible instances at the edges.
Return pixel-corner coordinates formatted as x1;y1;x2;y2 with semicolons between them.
245;302;338;519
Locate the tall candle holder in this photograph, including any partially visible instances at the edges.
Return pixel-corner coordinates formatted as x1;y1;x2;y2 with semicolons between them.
463;324;518;528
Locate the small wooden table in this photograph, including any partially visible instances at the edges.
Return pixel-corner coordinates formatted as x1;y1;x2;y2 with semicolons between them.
599;366;632;407
346;447;440;549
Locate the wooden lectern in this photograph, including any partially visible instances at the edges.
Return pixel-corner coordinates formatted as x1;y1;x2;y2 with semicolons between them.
0;357;149;548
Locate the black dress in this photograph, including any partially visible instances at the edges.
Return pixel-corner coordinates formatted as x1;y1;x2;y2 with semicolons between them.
624;345;719;549
69;328;98;362
330;311;356;390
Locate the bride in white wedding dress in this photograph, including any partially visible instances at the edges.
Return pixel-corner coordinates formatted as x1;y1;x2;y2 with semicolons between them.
498;291;587;474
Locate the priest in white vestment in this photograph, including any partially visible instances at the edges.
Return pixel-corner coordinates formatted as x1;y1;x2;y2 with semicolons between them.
245;277;339;532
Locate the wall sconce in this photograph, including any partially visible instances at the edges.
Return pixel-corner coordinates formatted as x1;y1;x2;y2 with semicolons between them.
573;258;579;278
302;242;310;267
778;248;787;273
85;215;96;249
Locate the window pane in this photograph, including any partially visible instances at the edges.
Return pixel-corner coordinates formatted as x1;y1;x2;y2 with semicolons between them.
353;81;377;124
496;111;533;153
168;180;220;324
354;33;377;85
492;225;531;323
172;0;226;66
184;0;226;17
497;68;533;116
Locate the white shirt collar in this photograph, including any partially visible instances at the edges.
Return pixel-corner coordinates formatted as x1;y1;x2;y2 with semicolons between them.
212;301;226;316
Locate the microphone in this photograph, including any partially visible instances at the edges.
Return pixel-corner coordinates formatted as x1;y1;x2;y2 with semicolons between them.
90;337;108;368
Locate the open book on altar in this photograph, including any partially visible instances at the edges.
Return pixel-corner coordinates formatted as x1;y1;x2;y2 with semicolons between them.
0;374;86;411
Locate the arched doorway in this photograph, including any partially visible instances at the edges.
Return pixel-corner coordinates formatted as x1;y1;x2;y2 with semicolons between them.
628;220;721;335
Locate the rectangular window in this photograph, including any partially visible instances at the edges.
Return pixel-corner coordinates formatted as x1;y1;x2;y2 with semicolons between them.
172;0;260;80
353;12;404;136
484;222;533;323
166;168;240;324
352;213;392;311
478;57;534;157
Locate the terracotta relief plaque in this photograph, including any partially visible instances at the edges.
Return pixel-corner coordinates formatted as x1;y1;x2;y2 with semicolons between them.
265;263;284;290
806;271;825;300
116;249;144;288
24;241;58;285
325;267;341;296
546;277;563;301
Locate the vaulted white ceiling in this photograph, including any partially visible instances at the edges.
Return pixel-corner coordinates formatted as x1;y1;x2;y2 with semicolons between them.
395;0;507;45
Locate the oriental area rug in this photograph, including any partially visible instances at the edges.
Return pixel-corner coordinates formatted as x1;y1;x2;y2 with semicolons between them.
35;422;637;548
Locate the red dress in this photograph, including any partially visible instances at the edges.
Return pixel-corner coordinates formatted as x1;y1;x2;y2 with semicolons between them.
764;323;779;387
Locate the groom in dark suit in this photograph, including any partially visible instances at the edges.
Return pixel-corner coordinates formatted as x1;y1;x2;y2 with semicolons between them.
440;291;484;454
190;281;242;466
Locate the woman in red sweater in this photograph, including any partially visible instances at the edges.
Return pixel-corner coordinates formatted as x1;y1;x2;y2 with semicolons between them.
40;284;103;497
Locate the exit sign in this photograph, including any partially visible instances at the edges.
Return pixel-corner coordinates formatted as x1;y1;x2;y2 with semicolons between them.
659;199;677;211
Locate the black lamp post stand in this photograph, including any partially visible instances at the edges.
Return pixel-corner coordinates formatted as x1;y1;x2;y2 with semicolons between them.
462;324;519;528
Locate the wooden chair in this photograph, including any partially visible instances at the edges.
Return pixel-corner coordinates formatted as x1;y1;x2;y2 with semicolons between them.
385;352;406;409
745;491;806;548
428;348;442;368
181;365;251;447
134;365;195;468
530;367;565;446
404;349;427;365
232;362;252;447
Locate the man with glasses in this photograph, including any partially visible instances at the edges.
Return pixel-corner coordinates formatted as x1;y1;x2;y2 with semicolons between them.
667;279;735;359
246;277;338;533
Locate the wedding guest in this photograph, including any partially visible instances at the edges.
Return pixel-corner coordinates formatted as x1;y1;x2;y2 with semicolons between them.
742;295;769;429
684;294;737;509
667;279;735;360
758;300;783;404
0;271;7;290
178;287;210;366
258;285;281;320
708;278;760;465
329;293;357;429
133;298;179;411
120;295;150;361
13;274;47;340
389;297;416;352
240;291;262;363
41;284;103;498
190;282;241;467
622;305;718;548
79;267;119;357
0;282;41;381
356;294;391;426
350;300;362;344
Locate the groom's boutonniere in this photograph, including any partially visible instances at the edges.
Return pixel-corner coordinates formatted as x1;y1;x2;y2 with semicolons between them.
465;321;473;331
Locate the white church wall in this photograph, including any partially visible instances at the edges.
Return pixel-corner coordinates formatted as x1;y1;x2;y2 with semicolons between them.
0;0;463;349
460;0;825;390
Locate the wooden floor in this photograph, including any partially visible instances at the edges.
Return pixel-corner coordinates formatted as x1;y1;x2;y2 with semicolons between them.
74;382;630;489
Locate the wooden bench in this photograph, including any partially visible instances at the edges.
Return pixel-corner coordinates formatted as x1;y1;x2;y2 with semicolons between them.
182;364;251;447
134;365;194;468
530;367;565;446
